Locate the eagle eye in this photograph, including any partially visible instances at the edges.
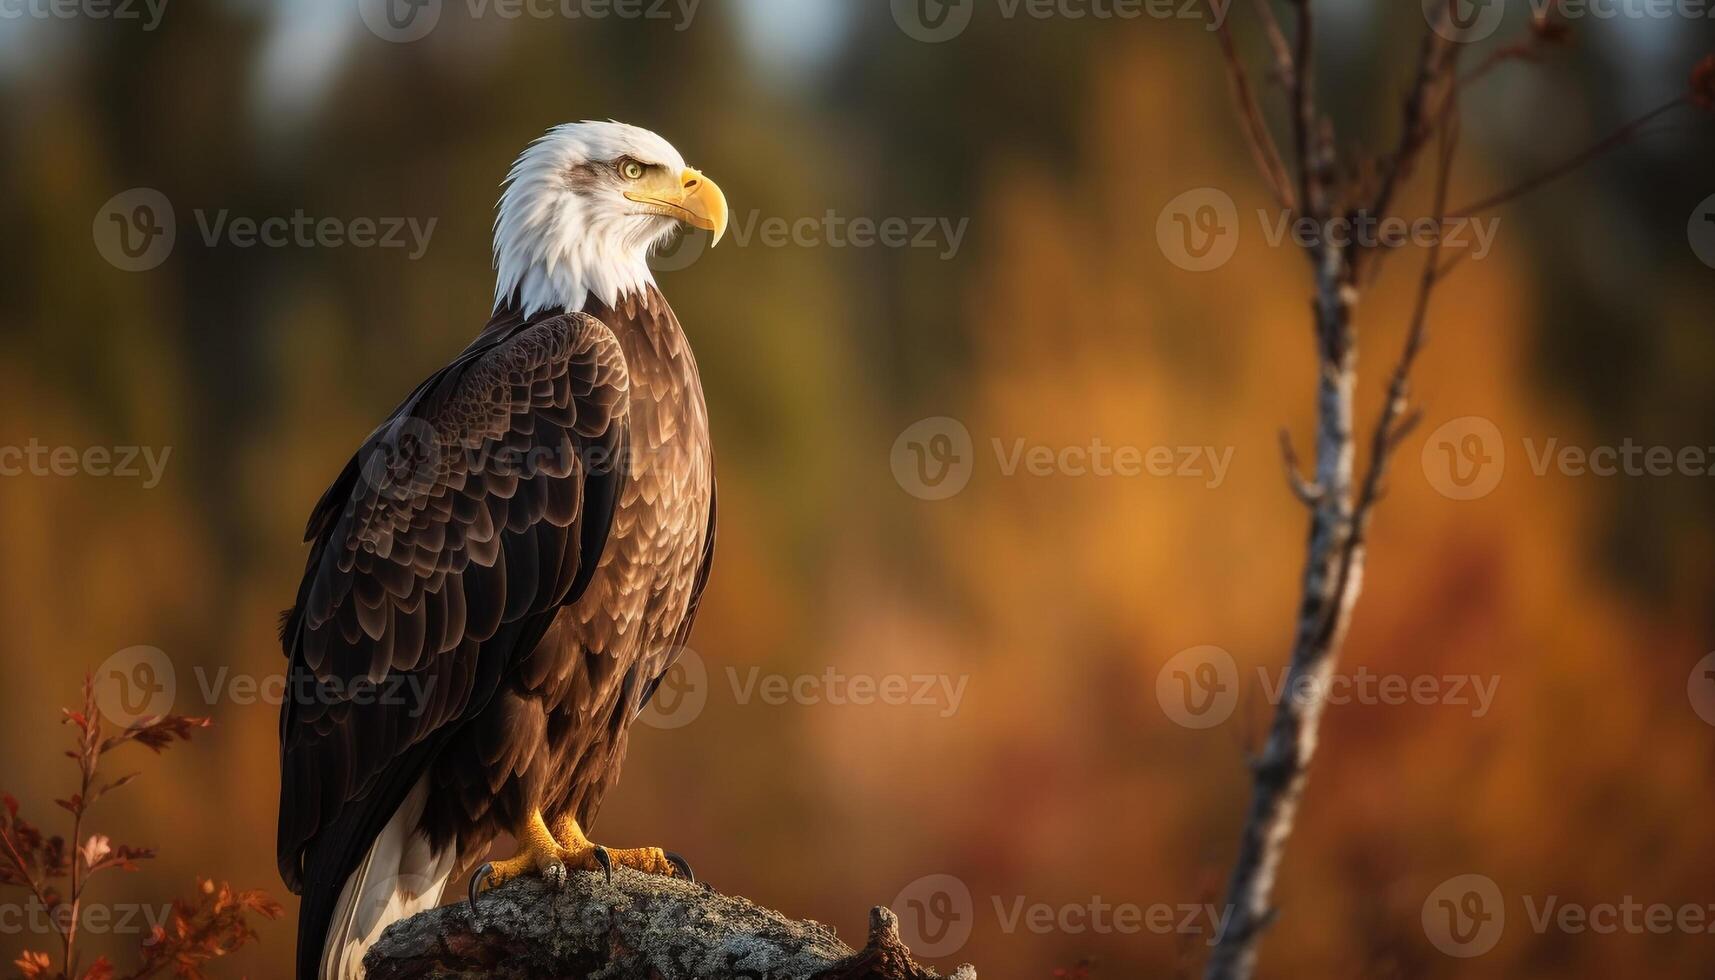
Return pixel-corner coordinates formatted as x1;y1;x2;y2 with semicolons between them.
619;159;646;181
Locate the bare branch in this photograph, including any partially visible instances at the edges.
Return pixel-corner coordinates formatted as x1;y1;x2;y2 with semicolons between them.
1452;97;1689;217
1277;428;1322;506
0;826;56;923
1290;0;1322;229
1211;1;1295;209
1457;40;1542;90
1351;24;1455;284
1250;0;1294;86
1200;13;1709;980
1354;83;1463;539
1204;20;1463;980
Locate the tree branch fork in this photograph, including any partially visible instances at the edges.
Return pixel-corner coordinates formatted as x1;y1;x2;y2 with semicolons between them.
1202;3;1708;979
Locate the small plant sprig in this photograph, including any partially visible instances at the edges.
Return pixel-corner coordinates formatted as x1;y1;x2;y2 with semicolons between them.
1;674;281;980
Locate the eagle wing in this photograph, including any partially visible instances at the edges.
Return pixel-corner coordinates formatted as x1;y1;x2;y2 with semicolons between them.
636;480;715;721
275;311;629;952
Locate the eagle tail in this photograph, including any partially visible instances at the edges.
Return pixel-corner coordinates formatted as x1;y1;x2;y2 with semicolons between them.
317;776;455;979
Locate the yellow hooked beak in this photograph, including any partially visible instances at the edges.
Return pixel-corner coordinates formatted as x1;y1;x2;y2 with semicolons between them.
624;168;730;247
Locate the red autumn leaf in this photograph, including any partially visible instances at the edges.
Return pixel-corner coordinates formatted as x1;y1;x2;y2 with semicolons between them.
245;891;285;918
7;679;277;980
1530;17;1571;44
101;715;212;755
131;878;280;979
102;850;153;878
1527;1;1572;45
1691;54;1715;111
14;950;54;980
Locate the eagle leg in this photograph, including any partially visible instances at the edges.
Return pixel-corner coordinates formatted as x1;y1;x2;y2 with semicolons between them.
551;813;696;884
466;809;571;916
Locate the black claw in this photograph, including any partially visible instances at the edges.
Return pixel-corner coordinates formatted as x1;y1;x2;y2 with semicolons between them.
664;851;696;884
593;845;613;883
467;863;493;918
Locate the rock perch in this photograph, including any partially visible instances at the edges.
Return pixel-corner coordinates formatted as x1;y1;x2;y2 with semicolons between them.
364;867;979;979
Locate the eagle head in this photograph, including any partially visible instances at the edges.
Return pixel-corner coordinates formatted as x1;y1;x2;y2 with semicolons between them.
493;121;729;316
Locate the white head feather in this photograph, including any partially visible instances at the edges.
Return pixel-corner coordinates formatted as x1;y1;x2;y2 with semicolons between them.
493;121;692;317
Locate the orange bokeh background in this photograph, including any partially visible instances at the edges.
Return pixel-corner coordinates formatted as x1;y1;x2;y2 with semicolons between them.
1;4;1713;976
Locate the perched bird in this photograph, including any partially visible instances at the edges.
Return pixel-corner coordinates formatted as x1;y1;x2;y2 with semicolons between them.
276;121;727;980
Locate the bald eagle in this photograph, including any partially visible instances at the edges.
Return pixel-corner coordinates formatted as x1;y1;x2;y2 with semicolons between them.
276;122;728;980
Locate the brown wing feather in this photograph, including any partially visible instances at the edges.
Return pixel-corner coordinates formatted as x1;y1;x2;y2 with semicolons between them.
636;480;716;720
276;311;629;979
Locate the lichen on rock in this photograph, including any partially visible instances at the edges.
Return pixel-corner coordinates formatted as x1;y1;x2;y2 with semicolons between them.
364;867;977;980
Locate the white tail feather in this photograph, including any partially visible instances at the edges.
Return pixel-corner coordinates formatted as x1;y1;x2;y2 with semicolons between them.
319;777;455;979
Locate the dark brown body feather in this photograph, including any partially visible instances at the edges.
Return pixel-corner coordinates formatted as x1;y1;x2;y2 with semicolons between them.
277;286;714;980
423;288;714;845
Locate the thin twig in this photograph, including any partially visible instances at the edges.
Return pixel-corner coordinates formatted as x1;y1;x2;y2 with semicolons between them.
1452;97;1688;216
1290;0;1321;230
65;682;101;974
1354;85;1462;539
1277;428;1321;505
1211;2;1294;209
1355;27;1452;281
1250;0;1293;85
0;826;56;925
1457;40;1542;90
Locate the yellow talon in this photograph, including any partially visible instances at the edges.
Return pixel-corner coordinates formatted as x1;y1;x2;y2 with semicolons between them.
552;814;694;882
469;809;567;905
490;818;560;883
468;809;696;916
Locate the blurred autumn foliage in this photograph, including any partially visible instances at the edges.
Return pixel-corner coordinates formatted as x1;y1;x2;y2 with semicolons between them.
0;4;1712;978
1;679;279;980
